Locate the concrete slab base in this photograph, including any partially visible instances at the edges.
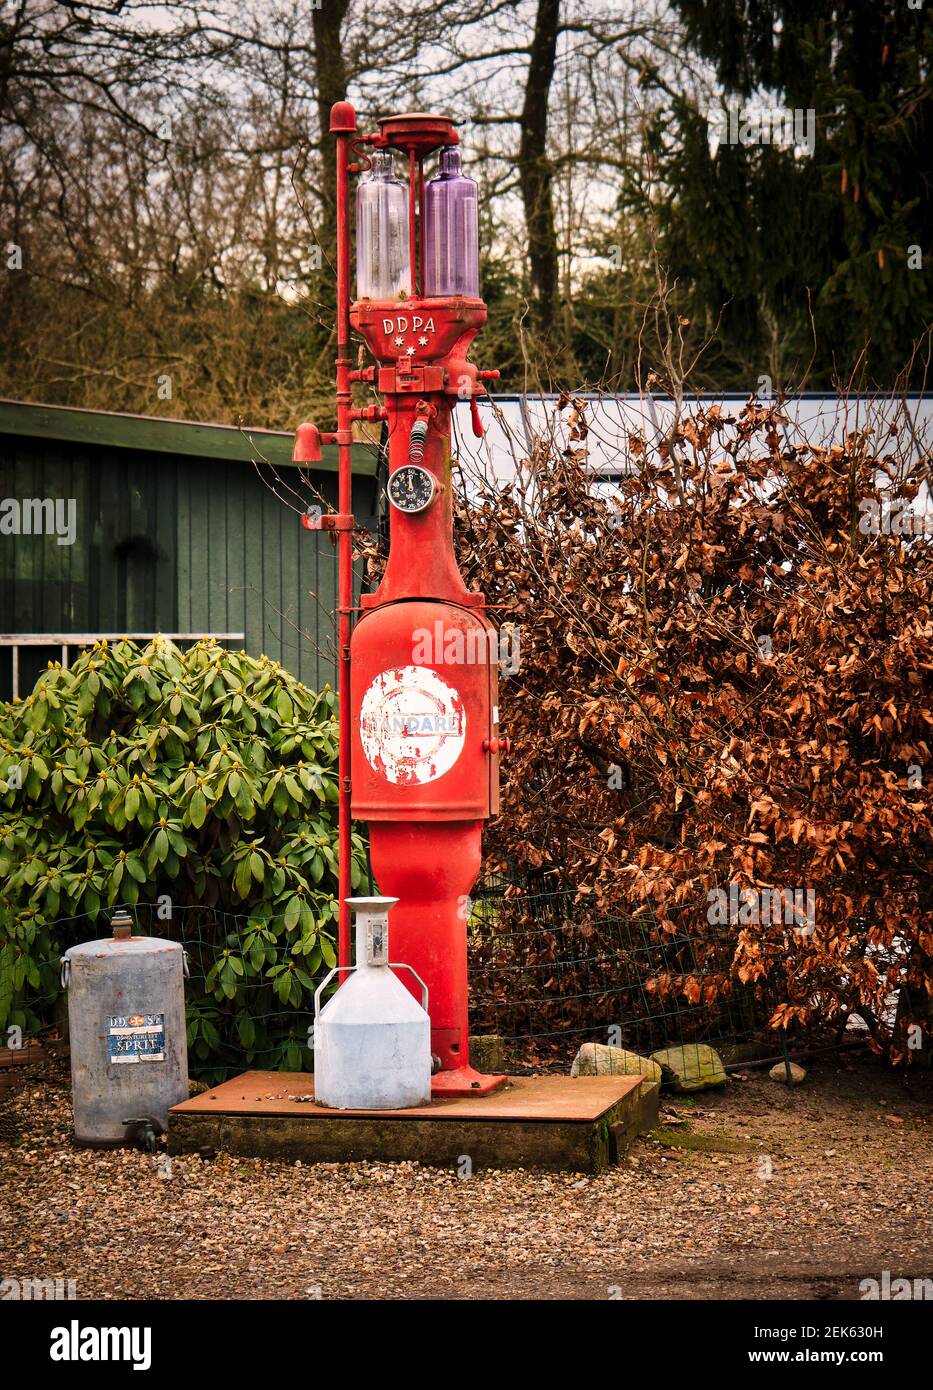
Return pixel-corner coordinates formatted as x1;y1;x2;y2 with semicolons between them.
168;1071;660;1173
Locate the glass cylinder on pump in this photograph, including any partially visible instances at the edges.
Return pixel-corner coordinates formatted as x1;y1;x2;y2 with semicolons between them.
424;146;479;297
355;151;409;299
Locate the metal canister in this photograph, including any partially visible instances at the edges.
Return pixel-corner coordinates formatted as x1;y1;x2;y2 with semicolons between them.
61;910;189;1146
314;897;431;1110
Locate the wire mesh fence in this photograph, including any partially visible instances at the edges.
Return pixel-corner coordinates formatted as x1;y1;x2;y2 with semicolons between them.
468;874;784;1066
24;903;323;1081
16;878;797;1080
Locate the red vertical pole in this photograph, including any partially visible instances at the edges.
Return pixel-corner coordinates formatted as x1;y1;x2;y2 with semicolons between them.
408;147;417;297
417;156;425;296
330;101;357;974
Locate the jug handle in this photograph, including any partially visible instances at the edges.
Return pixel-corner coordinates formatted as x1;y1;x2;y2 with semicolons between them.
389;963;429;1013
313;964;355;1022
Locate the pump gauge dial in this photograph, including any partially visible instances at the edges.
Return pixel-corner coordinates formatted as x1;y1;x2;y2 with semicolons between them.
387;464;436;514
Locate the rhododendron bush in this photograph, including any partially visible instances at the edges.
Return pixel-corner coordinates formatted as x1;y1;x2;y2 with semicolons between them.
449;399;931;1064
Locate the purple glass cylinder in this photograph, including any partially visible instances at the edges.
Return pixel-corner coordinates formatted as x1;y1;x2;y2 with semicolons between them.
423;147;479;298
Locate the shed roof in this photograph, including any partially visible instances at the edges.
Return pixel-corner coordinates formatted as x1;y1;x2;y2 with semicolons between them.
0;399;378;474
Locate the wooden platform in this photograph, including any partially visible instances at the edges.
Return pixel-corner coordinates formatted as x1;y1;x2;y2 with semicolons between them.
168;1071;660;1173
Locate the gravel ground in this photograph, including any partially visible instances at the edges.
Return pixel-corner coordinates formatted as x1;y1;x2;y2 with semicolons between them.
0;1053;930;1301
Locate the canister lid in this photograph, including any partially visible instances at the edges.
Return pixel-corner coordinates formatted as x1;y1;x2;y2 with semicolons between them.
62;935;181;962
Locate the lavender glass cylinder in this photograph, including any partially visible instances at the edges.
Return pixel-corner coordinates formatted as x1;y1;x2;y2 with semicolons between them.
355;151;410;299
424;147;479;298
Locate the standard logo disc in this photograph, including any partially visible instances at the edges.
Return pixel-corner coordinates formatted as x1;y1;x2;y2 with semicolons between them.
359;665;466;784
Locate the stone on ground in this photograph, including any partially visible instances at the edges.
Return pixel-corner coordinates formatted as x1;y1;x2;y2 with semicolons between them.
650;1044;727;1092
570;1043;663;1084
469;1035;507;1073
769;1061;807;1085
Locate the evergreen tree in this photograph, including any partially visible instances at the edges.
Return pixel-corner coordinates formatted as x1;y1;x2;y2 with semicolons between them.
636;1;933;388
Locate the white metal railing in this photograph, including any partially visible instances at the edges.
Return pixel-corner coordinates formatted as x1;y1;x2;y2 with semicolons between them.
0;633;245;700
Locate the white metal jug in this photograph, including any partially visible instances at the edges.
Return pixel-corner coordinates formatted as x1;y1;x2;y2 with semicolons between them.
314;897;431;1110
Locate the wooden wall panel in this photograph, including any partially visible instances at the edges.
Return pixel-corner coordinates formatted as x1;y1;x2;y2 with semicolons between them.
0;432;374;701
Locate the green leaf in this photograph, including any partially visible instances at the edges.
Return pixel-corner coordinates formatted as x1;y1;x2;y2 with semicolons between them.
235;856;253;899
283;896;302;931
189;788;207;828
304;945;322;975
125;855;147;884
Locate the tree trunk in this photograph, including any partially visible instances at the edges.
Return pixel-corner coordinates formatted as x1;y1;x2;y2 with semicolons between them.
311;0;351;262
518;0;561;345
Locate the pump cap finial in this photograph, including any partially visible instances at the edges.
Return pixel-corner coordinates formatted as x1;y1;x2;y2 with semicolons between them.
330;101;357;133
293;421;322;463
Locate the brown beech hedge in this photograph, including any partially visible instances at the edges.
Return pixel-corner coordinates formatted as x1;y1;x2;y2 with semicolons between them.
447;399;932;1064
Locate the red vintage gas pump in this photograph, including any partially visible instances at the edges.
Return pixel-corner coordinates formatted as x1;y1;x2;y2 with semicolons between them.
295;104;507;1097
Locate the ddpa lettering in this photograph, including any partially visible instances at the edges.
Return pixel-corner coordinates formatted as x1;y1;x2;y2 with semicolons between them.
381;315;436;335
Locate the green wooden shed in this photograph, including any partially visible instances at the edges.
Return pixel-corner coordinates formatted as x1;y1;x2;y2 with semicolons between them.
0;400;378;700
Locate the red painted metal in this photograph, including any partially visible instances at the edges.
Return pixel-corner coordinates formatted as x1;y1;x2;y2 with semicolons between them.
373;112;460;155
301;512;354;533
297;104;506;1096
349;294;504;1084
292;421;322;463
418;156;426;293
408;148;417;297
351;599;500;822
331;101;356;978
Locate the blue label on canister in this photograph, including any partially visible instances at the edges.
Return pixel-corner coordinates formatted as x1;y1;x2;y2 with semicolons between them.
107;1014;166;1063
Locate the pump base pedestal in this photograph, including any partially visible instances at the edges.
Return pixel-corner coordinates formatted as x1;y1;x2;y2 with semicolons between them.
168;1070;660;1174
430;1066;507;1098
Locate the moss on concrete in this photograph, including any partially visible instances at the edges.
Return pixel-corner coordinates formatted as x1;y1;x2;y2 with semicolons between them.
651;1126;761;1154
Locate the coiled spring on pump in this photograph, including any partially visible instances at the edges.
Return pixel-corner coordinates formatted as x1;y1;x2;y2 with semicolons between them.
409;418;429;464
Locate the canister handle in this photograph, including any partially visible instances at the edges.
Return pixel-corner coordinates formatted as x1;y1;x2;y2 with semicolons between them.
60;953;71;989
389;963;429;1013
313;962;429;1021
313;965;354;1022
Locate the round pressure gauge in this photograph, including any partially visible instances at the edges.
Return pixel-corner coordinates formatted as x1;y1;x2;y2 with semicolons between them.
387;464;436;514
